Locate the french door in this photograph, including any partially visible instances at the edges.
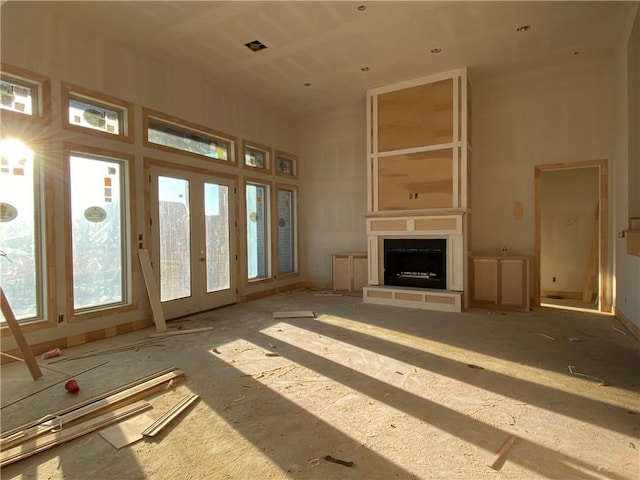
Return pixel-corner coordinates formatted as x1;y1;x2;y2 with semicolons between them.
149;166;236;320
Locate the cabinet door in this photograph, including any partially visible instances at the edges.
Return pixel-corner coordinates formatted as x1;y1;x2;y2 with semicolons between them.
500;259;527;307
333;255;351;291
471;258;498;303
352;256;368;292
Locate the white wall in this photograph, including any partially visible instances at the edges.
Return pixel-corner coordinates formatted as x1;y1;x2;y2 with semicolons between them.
297;102;368;286
471;54;615;302
0;3;298;348
613;6;640;327
540;168;599;293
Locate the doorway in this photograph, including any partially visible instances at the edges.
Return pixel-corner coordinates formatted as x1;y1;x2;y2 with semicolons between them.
149;164;237;320
534;160;608;312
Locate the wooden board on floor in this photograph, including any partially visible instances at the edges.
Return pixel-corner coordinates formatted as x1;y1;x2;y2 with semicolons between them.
138;249;167;333
272;311;316;319
99;412;155;449
0;288;42;380
148;327;213;338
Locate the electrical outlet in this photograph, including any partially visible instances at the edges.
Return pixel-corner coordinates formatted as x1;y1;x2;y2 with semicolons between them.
552;277;556;283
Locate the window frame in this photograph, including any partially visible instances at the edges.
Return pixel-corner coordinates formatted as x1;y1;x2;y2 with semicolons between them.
274;150;298;179
143;108;237;166
63;143;137;322
242;139;272;173
274;183;299;278
244;178;272;286
0;63;51;125
0;141;56;334
61;82;134;143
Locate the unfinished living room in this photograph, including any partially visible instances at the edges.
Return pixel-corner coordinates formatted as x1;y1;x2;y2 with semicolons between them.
1;2;639;479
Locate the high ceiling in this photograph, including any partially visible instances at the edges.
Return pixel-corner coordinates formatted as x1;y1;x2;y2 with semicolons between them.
18;1;640;115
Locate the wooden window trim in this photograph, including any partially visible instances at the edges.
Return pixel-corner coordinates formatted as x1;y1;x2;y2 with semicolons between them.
274;150;298;179
274;183;299;279
242;139;273;173
62;143;138;322
0;142;57;336
1;63;51;125
61;82;134;143
142;108;237;166
244;177;273;287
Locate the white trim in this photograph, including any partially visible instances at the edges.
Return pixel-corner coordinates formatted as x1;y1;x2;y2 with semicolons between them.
363;286;462;313
367;68;466;96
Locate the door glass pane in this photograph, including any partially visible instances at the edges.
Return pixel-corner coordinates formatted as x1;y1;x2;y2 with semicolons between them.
204;183;230;292
277;188;294;274
158;176;191;301
0;139;41;321
70;154;125;310
246;184;268;280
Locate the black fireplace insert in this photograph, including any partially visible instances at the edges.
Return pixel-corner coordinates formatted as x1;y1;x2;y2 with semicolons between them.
384;238;447;289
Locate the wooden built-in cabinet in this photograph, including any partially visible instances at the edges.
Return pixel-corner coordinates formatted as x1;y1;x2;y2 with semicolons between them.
332;253;367;293
469;256;530;312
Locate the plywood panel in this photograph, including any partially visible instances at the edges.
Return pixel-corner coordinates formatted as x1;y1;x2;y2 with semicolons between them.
377;79;453;152
352;256;368;292
472;258;498;303
370;219;407;231
378;149;453;211
500;259;526;306
425;295;455;305
413;217;457;231
395;292;422;302
366;290;393;299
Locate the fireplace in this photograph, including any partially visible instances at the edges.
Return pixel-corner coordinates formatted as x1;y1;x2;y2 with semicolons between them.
384;238;447;289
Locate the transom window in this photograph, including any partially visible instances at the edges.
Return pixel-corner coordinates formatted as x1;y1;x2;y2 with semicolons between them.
275;150;297;178
62;83;133;141
243;140;271;172
144;110;235;163
0;63;50;123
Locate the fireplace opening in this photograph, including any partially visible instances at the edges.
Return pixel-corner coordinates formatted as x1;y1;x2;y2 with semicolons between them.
384;238;446;289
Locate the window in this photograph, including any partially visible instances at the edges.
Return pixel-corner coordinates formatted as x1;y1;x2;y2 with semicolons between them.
242;140;271;172
144;109;236;164
246;181;270;282
0;63;50;123
0;139;48;323
276;186;297;275
62;83;133;141
66;147;132;314
275;150;297;178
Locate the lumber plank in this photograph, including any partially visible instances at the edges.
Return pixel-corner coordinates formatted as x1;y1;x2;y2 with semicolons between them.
0;288;42;380
142;393;199;437
148;327;213;338
1;401;152;467
138;249;167;333
99;412;155;449
272;311;316;319
1;367;182;440
0;370;184;450
487;435;519;470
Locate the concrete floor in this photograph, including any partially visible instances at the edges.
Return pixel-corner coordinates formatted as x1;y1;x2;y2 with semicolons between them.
1;290;639;480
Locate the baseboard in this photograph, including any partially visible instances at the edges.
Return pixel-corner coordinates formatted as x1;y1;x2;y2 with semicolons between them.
613;306;640;342
0;317;154;365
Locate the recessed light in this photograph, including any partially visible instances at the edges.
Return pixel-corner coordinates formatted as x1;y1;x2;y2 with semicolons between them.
303;82;311;87
516;25;531;32
244;40;268;52
361;67;370;72
357;5;367;11
430;48;442;54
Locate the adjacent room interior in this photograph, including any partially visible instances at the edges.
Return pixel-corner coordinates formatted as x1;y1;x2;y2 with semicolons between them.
1;2;639;479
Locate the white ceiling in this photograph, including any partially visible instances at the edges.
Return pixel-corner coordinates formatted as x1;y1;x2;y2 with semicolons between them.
32;1;640;115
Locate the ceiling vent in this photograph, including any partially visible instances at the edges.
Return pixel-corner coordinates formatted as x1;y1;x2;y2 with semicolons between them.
245;40;268;52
